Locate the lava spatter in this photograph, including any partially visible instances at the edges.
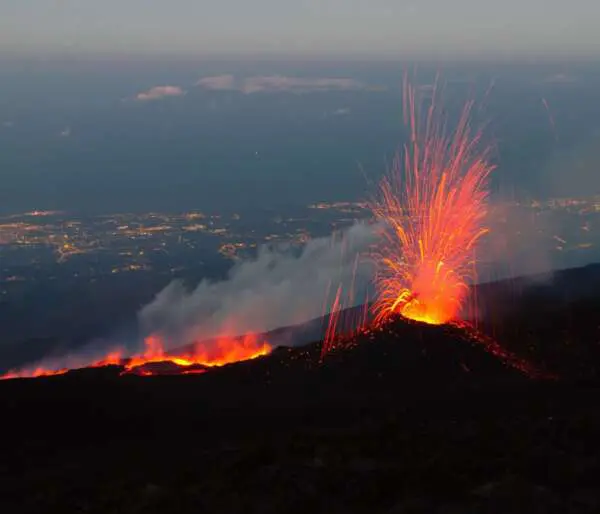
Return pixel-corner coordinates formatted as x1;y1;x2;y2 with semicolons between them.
371;78;494;326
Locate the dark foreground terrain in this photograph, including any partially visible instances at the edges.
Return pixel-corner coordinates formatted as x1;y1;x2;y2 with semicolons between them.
3;265;600;513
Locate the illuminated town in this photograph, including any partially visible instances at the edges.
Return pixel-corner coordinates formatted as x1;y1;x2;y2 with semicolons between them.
0;196;598;296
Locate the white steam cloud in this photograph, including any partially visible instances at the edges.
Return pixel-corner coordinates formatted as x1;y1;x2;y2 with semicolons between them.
195;75;370;94
136;85;186;101
138;222;377;348
0;223;377;376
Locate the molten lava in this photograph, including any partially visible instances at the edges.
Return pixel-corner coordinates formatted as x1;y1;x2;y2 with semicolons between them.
1;333;271;380
1;368;69;380
123;333;271;375
371;78;494;326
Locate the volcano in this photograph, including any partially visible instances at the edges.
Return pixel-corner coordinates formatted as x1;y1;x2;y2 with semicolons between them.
0;303;537;385
3;264;600;513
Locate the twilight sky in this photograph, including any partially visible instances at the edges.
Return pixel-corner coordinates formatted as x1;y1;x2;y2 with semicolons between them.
0;0;597;58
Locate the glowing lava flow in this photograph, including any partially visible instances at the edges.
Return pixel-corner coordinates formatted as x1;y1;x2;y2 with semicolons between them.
0;351;125;380
123;333;271;375
371;79;494;326
0;334;271;380
1;368;69;380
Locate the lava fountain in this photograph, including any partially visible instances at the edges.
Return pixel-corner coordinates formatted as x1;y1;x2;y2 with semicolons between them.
371;78;495;326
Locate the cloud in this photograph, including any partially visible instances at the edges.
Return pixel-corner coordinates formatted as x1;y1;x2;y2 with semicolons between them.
196;75;369;94
243;76;364;94
196;74;236;90
332;107;351;116
136;85;186;101
138;222;378;349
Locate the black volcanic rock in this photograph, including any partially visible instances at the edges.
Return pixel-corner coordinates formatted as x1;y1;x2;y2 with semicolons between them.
318;316;535;381
125;360;208;376
170;314;537;410
4;264;600;513
473;264;600;381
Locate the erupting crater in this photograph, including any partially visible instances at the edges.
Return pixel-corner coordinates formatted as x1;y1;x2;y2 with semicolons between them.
371;78;493;327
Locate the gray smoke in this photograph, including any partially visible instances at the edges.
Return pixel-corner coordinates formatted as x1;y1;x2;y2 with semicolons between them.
477;200;554;283
138;222;378;348
479;194;600;289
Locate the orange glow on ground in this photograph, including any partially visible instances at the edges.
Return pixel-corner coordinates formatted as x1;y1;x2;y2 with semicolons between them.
1;334;271;380
123;333;271;375
1;368;69;380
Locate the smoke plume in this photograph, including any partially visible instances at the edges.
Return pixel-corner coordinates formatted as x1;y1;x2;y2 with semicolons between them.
138;222;377;348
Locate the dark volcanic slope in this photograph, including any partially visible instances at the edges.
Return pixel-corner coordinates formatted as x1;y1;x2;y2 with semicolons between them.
319;316;537;381
1;314;532;410
474;263;600;380
1;316;599;514
0;315;534;459
0;316;538;480
3;266;600;513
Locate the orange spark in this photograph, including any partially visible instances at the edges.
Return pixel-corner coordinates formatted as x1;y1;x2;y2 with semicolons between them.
320;240;371;360
371;78;494;326
322;285;343;359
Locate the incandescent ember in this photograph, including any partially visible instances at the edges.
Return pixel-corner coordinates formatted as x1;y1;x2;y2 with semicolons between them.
371;78;493;326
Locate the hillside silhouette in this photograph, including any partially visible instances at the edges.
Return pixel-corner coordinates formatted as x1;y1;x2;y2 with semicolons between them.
2;263;600;513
